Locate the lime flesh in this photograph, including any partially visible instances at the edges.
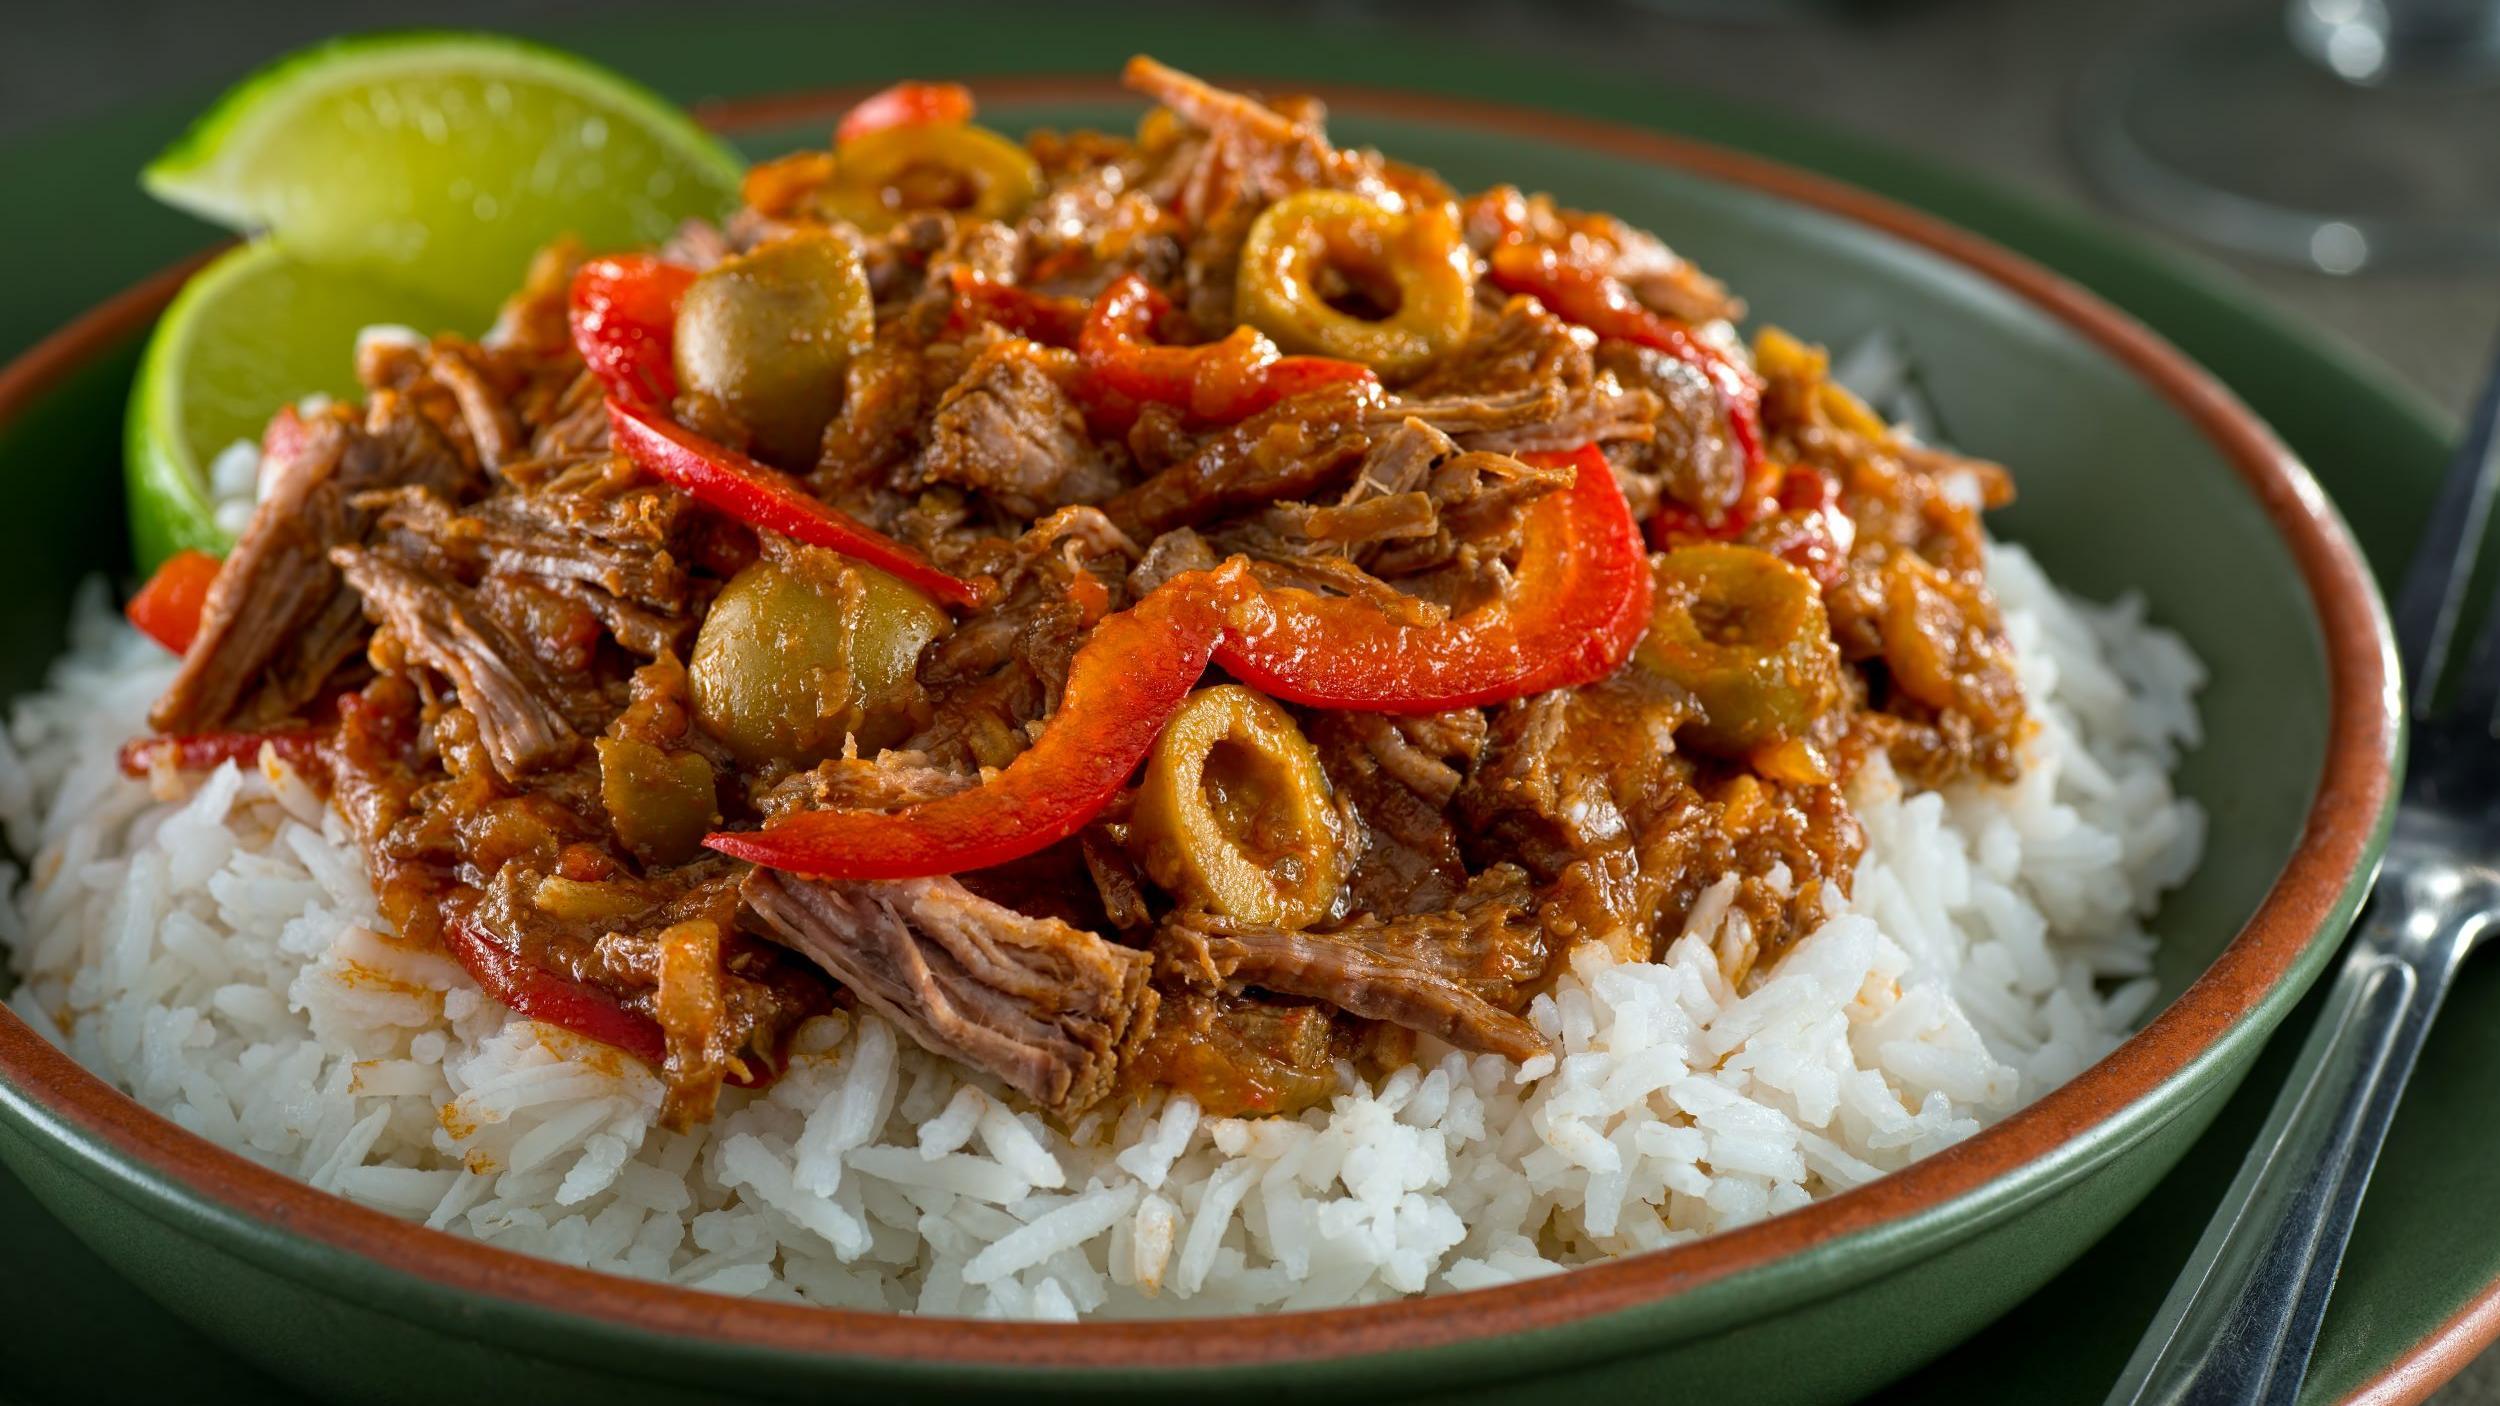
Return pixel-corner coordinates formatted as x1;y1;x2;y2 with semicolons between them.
129;33;745;566
142;32;742;323
125;241;465;569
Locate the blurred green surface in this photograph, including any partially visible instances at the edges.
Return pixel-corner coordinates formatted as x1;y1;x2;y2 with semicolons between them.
0;7;2471;1405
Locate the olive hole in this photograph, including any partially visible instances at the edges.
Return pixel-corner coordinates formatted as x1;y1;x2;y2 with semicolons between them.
1313;252;1404;323
1200;736;1297;861
883;160;980;213
1691;594;1755;647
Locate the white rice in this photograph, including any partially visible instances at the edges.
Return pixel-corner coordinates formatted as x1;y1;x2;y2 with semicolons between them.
0;542;2203;1318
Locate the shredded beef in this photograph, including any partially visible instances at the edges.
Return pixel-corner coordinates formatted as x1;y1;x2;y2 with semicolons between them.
1312;710;1485;917
1597;340;1745;520
1158;866;1548;1061
907;509;1133;770
1121;989;1344;1118
919;339;1122;518
743;869;1152;1116
330;547;591;782
126;58;2025;1131
815;326;934;501
1455;678;1694;963
366;455;696;657
1123;58;1394;328
1457;677;1861;975
1103;383;1384;539
151;396;476;734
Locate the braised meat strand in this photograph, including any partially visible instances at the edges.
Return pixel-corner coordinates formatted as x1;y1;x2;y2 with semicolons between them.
1157;864;1549;1061
330;547;591;781
152;397;476;734
742;869;1150;1115
124;59;2030;1129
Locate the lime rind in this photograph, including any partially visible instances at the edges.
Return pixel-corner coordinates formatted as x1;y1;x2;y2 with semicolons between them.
142;30;742;234
124;240;467;570
128;33;746;565
139;31;743;318
124;317;224;572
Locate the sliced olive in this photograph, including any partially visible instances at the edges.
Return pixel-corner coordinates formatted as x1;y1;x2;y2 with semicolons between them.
1639;543;1843;758
821;122;1041;233
1129;685;1345;928
1235;189;1472;379
672;230;873;469
687;551;949;769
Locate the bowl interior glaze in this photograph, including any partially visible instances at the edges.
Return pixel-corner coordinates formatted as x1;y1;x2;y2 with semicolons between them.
0;83;2397;1403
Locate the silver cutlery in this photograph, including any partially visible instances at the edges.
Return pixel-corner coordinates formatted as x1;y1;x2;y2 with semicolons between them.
2109;336;2500;1406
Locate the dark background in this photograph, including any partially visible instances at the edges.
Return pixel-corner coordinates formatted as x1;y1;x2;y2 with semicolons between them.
2;0;2493;1401
6;0;2492;418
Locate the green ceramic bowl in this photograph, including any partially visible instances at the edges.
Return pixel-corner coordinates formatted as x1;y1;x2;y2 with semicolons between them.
0;84;2399;1405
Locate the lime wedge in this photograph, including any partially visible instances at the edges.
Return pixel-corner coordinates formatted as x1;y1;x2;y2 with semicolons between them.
124;240;465;569
128;34;744;567
141;32;742;322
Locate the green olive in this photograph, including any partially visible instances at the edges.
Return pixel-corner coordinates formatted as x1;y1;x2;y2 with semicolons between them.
822;122;1041;234
595;737;718;866
1235;190;1472;379
1129;685;1345;928
1638;543;1843;759
672;230;873;469
688;554;948;768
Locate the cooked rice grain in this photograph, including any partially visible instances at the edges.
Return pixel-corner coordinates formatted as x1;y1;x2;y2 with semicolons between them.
0;543;2202;1317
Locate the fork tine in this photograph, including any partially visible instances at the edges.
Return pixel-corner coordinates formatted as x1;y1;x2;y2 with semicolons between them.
2394;332;2500;718
2450;519;2500;737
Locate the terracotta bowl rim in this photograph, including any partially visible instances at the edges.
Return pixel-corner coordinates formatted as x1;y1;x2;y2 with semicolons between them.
0;76;2401;1375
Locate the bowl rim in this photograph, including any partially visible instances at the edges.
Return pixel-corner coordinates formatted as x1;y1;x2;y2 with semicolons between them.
0;76;2401;1374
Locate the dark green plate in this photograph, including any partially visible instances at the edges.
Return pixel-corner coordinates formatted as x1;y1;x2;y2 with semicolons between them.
0;9;2465;1405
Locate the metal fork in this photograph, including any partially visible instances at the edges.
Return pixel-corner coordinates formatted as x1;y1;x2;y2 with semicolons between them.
2108;339;2500;1406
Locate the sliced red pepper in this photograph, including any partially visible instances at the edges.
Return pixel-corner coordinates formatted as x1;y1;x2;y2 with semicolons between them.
948;269;1088;347
707;563;1248;879
1647;455;1783;544
126;549;223;655
1649;463;1855;589
1485;242;1763;470
712;446;1657;879
836;80;976;145
443;918;786;1089
443;916;668;1066
606;398;991;610
1752;467;1857;588
1076;273;1377;427
117;728;326;779
1215;444;1653;710
568;255;695;409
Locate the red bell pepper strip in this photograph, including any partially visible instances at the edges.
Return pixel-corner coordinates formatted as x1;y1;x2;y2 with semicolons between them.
443;916;669;1066
711;446;1657;879
707;562;1249;879
948;269;1088;347
125;549;223;655
1753;466;1856;588
443;918;786;1088
1076;273;1377;427
836;80;976;145
1215;444;1654;710
1649;463;1855;589
117;728;325;779
569;255;695;409
606;398;991;610
1646;456;1783;545
1485;243;1763;471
